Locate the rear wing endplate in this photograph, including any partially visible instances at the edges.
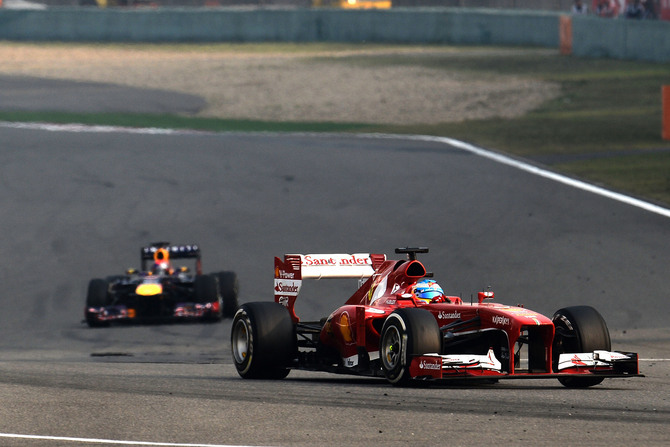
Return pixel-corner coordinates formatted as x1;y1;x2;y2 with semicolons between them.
274;253;386;322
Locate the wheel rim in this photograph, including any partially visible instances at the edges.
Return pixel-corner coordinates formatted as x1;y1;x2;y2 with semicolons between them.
552;316;578;369
232;319;250;364
382;325;401;370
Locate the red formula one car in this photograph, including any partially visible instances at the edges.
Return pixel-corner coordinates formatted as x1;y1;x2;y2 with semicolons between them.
231;247;641;387
85;242;238;327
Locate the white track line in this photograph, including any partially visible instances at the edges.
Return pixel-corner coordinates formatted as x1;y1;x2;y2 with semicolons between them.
3;120;670;219
403;134;670;219
0;433;257;447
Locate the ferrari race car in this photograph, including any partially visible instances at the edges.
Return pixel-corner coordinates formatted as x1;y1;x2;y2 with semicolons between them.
231;247;641;387
85;242;238;327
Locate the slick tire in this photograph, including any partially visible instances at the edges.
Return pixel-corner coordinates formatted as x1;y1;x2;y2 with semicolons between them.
231;302;296;380
379;308;442;386
85;278;111;328
552;305;611;388
194;274;221;321
215;271;239;318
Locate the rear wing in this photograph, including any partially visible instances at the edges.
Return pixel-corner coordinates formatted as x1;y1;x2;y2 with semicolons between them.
274;253;386;322
140;242;202;274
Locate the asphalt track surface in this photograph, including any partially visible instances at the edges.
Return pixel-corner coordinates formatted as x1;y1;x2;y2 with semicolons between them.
0;78;669;446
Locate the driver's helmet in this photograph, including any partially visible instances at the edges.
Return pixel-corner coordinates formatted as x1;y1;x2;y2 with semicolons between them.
412;279;444;303
152;248;173;275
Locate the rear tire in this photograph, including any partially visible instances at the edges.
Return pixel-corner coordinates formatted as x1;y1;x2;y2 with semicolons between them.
231;302;296;379
553;305;611;388
85;278;111;328
214;271;239;318
379;308;442;386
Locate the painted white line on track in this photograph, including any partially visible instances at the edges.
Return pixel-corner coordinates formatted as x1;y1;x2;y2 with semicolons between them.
0;433;258;447
0;121;207;135
402;134;670;220
3;121;669;219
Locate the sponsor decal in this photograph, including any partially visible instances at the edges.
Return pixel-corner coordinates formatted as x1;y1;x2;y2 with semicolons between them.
339;312;354;344
278;296;289;306
419;359;442;370
143;244;198;255
274;279;301;295
344;355;358;367
276;268;295;279
365;308;387;315
571;355;587;366
303;254;371;266
437;311;461;320
491;315;510;326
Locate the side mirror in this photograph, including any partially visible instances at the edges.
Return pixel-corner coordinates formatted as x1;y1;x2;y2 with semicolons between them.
477;290;494;304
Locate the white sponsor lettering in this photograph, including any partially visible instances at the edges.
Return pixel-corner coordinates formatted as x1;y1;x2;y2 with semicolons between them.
492;315;510;326
276;283;299;293
274;279;301;296
419;359;442;370
278;270;295;279
437;311;461;320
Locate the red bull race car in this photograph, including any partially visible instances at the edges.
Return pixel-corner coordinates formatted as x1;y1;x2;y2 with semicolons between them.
231;247;641;387
85;242;238;327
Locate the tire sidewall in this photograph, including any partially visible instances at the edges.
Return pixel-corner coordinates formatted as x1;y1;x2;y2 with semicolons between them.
552;305;611;388
216;271;239;318
230;302;295;379
231;307;255;376
379;308;442;385
380;313;408;384
85;278;111;327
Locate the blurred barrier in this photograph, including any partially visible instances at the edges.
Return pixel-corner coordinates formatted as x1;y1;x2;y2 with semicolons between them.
0;8;560;46
571;15;670;62
0;7;668;62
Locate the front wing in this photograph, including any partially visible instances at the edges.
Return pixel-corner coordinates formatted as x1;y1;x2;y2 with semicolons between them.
86;301;220;323
409;349;642;381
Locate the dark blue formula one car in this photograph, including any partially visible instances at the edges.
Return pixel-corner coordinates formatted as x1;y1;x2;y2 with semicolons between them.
85;242;238;327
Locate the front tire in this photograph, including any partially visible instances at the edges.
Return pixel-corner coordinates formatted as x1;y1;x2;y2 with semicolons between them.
214;271;239;318
85;278;111;328
379;308;442;386
231;302;296;379
194;274;221;321
553;305;611;388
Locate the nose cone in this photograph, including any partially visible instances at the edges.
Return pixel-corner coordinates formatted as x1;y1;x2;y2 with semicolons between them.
136;283;163;296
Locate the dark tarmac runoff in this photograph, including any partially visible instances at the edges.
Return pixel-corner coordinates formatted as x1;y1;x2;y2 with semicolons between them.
0;74;206;114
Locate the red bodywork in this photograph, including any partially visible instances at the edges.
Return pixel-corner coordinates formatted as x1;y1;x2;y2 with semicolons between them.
273;250;640;382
